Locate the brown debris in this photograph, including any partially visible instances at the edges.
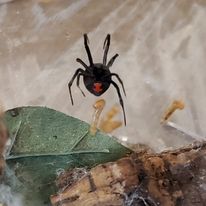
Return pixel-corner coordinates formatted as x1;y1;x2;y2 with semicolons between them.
51;141;206;206
99;104;122;133
161;100;185;123
90;99;123;135
90;99;105;135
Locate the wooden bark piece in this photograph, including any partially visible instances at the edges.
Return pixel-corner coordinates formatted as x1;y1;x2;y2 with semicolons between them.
51;141;206;206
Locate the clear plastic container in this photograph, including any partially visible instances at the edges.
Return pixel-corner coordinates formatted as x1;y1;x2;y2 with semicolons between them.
0;1;205;205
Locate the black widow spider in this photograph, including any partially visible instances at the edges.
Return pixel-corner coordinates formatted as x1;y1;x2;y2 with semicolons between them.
68;34;126;125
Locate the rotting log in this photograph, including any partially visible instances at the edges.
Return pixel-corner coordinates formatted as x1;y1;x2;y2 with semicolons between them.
51;141;206;206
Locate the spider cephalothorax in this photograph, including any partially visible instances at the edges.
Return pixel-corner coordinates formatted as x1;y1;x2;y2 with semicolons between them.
68;34;126;125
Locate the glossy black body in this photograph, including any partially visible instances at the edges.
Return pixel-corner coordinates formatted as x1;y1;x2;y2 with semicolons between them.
83;64;111;96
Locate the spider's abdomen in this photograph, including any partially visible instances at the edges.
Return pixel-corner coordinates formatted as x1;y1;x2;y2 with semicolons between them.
83;76;110;96
83;64;111;96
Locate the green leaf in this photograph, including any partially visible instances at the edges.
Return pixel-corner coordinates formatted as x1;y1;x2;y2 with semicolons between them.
4;106;130;205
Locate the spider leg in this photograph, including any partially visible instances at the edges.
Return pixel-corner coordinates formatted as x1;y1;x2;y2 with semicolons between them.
110;80;126;126
107;54;119;67
104;73;126;96
68;68;84;105
76;73;86;97
76;58;89;69
84;34;93;66
103;34;110;65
